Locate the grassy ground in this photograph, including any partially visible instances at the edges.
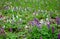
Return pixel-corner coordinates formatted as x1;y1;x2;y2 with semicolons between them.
0;0;60;39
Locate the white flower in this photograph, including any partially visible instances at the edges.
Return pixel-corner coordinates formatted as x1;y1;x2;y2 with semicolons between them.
46;18;49;21
25;25;28;29
16;15;18;19
19;18;22;21
46;18;49;22
33;12;36;15
39;19;44;24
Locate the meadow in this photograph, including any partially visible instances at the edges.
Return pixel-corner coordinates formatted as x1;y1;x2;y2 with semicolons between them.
0;0;60;39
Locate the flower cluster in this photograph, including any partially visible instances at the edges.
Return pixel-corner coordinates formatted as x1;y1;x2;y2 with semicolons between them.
56;17;60;25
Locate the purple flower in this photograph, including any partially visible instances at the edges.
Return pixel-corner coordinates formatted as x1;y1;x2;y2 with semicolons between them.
0;28;5;35
58;33;60;39
56;17;60;25
9;28;13;32
29;21;34;26
29;18;41;27
36;22;41;27
47;22;50;29
52;26;55;33
34;18;39;23
34;18;39;24
31;21;35;26
34;18;41;27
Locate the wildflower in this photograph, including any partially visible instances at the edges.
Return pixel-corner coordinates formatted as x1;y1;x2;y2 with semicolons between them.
19;18;22;23
0;27;5;35
56;17;60;25
25;25;29;29
33;18;42;27
9;28;13;32
33;11;38;16
29;18;41;27
16;15;18;19
28;21;34;26
46;17;49;20
58;33;60;39
31;21;35;26
19;18;22;21
34;18;39;24
39;19;44;24
52;26;55;34
33;12;36;16
36;22;41;27
47;22;50;29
